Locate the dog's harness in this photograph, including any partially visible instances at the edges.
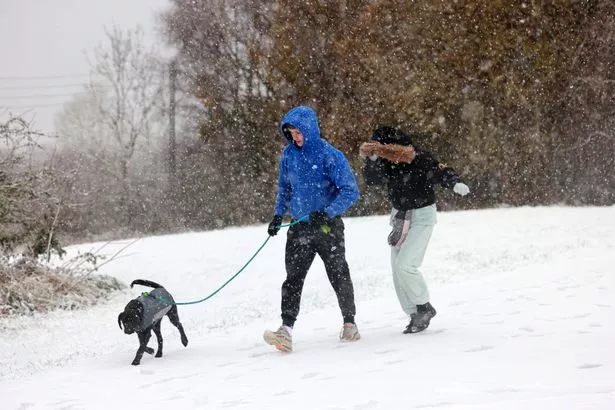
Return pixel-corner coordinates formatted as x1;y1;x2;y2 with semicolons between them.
136;288;173;331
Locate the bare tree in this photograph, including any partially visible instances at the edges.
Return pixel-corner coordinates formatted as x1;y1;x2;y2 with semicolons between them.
0;115;64;256
56;26;167;229
0;116;40;247
91;26;166;224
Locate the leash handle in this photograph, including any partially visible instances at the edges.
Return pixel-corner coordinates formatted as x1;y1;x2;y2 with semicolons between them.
276;215;308;229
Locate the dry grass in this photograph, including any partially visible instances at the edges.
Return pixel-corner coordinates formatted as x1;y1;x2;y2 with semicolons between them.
0;258;124;317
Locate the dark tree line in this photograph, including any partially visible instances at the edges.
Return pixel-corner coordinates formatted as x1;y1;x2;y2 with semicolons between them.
160;0;614;231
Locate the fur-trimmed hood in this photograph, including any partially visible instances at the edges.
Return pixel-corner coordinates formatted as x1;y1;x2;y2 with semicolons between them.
360;142;416;164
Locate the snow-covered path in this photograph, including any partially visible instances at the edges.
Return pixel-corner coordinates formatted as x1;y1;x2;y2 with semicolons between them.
1;206;613;409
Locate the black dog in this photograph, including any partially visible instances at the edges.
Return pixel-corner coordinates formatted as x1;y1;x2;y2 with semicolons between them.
118;279;188;365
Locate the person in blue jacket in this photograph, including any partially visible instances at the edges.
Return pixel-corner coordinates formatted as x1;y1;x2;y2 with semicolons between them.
263;106;361;352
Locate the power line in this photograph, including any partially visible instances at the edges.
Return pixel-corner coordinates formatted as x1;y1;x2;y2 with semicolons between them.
0;73;90;81
0;83;92;91
0;102;67;109
0;92;88;100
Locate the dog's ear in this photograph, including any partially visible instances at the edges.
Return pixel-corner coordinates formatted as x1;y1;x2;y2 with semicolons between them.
118;313;124;330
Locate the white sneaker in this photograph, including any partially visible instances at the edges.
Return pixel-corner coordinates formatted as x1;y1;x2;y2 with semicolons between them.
339;323;360;342
263;325;292;352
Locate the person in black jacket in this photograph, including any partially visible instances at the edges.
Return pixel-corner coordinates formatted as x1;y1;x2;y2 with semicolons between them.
360;126;470;333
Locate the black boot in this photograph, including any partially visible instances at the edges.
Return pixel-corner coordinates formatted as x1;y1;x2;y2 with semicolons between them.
403;302;437;334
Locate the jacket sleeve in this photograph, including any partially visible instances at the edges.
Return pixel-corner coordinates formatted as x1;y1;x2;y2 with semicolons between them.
415;150;461;189
323;150;360;218
274;152;291;216
362;157;388;186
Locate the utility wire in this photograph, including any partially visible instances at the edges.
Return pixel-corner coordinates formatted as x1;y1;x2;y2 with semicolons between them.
0;93;89;100
0;83;94;91
0;102;69;109
0;73;90;81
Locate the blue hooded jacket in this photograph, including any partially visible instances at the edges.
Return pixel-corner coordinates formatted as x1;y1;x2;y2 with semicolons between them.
274;106;359;221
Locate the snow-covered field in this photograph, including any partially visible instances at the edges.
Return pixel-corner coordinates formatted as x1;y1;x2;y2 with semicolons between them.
1;206;613;409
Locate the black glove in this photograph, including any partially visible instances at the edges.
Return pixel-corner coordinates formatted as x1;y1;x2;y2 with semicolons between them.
267;215;284;236
310;211;329;227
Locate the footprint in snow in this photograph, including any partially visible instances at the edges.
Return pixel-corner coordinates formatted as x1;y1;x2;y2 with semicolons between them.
385;359;405;365
578;363;602;369
485;387;522;393
351;400;380;409
249;351;274;358
519;326;534;332
477;312;499;317
224;373;242;380
220;399;247;408
415;402;454;408
374;349;396;355
557;285;580;291
484;320;505;325
464;345;494;353
301;372;320;379
236;344;260;352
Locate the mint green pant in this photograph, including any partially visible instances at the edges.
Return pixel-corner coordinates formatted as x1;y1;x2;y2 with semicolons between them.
390;204;437;317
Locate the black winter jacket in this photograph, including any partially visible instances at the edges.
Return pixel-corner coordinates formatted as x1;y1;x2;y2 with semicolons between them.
363;149;461;211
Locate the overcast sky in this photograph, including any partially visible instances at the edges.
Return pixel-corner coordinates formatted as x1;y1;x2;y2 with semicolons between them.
0;0;170;133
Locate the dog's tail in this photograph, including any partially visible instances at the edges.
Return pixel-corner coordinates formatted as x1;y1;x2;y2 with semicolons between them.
130;279;163;289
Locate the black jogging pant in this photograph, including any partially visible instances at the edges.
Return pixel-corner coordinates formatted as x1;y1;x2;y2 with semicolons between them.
280;217;356;327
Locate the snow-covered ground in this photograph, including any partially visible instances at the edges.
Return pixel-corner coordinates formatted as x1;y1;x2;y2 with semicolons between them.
1;206;613;409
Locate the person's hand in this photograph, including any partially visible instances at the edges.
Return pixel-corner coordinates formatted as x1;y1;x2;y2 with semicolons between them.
310;211;329;227
453;183;470;196
359;142;380;159
267;215;284;236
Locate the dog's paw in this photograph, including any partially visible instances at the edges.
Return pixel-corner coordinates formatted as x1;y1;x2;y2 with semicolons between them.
144;347;155;355
155;351;163;358
131;359;141;366
181;335;188;347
